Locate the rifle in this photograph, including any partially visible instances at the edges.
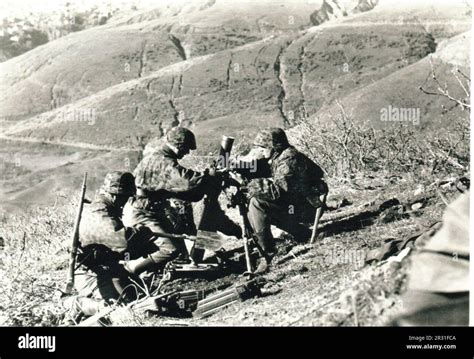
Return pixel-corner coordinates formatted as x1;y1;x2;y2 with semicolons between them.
64;172;87;295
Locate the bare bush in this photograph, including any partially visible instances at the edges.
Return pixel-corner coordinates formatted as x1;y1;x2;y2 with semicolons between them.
420;58;470;111
289;112;468;181
289;64;470;181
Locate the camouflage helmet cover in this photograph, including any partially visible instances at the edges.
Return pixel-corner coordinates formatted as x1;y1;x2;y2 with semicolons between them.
253;127;289;151
166;127;197;151
101;171;136;195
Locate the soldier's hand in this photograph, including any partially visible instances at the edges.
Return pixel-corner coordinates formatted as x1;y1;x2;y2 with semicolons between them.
205;166;228;177
125;226;152;242
246;181;257;196
239;185;253;201
204;167;216;177
228;170;246;186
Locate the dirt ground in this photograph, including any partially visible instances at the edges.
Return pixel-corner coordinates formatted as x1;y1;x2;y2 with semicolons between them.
0;172;459;327
107;176;452;327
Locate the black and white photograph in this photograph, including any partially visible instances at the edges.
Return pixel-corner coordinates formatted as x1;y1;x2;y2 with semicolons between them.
0;0;471;342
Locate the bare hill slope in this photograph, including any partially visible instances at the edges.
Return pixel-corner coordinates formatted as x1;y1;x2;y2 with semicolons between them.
0;0;319;121
0;0;470;209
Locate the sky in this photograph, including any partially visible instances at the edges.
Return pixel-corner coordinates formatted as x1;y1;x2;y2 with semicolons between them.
0;0;161;18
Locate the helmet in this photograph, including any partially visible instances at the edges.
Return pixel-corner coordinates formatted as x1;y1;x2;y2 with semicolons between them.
101;171;136;196
253;127;289;151
166;127;197;151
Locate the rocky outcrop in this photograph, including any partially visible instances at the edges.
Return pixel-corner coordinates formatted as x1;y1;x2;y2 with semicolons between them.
310;0;378;26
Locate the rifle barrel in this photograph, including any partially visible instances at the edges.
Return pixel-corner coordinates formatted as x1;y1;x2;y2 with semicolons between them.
65;172;87;294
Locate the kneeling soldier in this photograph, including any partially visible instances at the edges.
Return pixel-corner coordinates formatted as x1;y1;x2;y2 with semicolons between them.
235;128;328;273
64;171;139;322
76;171;139;300
121;127;226;274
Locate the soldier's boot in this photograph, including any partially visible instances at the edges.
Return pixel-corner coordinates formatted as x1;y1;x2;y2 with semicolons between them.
62;296;106;325
288;225;313;244
254;256;271;274
253;229;276;274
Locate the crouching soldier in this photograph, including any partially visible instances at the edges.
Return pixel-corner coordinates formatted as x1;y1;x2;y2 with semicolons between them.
65;171;139;322
234;128;328;273
121;127;229;275
64;171;142;324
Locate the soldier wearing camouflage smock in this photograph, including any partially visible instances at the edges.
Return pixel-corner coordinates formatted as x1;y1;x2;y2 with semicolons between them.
79;171;136;253
121;127;220;274
67;171;139;322
235;128;328;273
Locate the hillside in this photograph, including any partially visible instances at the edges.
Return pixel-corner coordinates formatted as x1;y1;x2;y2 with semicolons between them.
0;0;471;210
0;0;319;121
316;32;470;129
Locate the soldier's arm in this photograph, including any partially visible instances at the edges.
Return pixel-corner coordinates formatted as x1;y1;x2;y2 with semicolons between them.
108;209;125;232
247;162;293;201
79;203;128;251
134;155;210;201
92;200;124;232
165;163;215;201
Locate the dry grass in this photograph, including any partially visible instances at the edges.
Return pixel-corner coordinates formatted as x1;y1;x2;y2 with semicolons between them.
0;202;75;326
0;167;459;326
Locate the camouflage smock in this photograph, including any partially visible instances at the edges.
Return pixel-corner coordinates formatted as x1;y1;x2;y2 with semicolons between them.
134;144;207;197
131;144;210;234
79;193;128;253
246;146;328;208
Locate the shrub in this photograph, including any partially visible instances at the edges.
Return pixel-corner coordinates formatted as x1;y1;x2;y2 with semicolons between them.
288;62;470;182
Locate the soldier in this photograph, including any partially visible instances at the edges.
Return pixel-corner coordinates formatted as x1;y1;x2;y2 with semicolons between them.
79;171;136;254
235;128;328;273
121;127;225;275
392;191;469;326
64;171;139;322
